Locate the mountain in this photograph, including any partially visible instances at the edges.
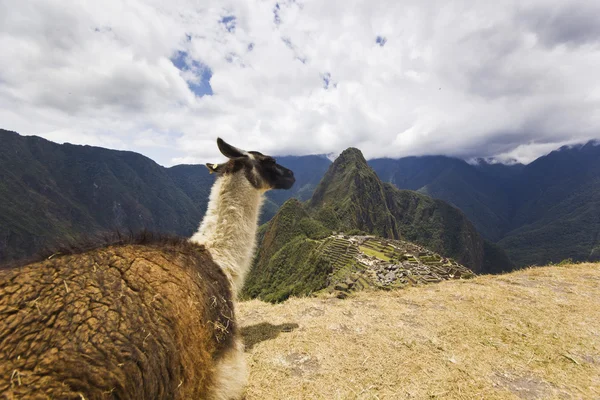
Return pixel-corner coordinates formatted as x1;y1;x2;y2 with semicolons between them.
0;129;206;262
309;148;398;238
369;156;517;241
370;142;600;267
3;128;597;270
498;142;600;265
309;148;510;273
244;147;513;302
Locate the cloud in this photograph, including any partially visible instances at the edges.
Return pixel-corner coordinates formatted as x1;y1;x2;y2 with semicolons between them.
0;0;599;166
518;2;600;49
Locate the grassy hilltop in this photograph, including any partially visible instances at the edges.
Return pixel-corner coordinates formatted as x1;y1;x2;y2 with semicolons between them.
239;262;600;399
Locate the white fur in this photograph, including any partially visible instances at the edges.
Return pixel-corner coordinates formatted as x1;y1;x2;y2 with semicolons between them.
190;172;265;296
207;338;248;400
190;169;266;399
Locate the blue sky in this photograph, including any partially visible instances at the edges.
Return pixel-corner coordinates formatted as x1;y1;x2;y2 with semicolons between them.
171;50;214;97
0;0;599;165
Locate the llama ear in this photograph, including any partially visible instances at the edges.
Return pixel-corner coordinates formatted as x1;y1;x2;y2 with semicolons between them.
205;163;224;174
217;138;248;159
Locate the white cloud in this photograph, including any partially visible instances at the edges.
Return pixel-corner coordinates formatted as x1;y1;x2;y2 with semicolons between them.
1;0;599;165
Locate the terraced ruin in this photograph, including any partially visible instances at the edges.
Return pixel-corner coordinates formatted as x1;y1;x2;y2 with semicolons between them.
315;235;475;295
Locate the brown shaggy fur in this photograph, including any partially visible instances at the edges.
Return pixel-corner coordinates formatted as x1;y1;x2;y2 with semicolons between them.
0;234;235;399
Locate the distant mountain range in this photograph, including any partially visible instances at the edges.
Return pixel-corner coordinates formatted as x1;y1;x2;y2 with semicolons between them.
369;142;600;266
1;128;599;270
0;129;327;262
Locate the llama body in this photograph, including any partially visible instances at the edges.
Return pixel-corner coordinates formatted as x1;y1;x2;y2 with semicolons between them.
0;139;294;399
0;238;235;399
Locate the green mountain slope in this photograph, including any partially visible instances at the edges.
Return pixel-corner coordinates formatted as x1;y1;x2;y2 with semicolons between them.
243;199;333;302
369;156;516;241
383;186;484;270
370;142;600;267
309;148;398;238
0;129;204;262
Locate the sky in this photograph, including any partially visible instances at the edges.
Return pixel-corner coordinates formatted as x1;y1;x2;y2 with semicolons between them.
1;0;599;166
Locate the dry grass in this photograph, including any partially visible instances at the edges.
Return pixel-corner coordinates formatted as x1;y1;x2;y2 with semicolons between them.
238;263;600;399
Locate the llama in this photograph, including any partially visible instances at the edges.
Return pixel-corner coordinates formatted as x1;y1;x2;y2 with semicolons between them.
0;138;295;400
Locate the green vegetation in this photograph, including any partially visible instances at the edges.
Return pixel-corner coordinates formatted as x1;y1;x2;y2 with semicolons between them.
242;199;333;302
0;129;207;262
246;237;330;303
359;246;391;261
306;147;508;272
370;142;600;267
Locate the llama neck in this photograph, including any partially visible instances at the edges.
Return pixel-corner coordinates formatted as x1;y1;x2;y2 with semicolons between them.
190;173;265;296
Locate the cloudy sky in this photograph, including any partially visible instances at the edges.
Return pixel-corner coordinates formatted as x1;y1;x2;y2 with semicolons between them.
1;0;599;165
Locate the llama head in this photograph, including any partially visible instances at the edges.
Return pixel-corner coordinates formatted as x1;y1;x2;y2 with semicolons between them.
206;138;295;190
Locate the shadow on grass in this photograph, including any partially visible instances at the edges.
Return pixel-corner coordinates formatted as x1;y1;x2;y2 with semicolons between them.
241;322;299;351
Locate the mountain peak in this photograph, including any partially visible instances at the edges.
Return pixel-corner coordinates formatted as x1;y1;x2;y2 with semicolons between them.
308;145;398;238
335;147;368;165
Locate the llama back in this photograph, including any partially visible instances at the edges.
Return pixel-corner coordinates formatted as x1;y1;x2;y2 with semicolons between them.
0;240;236;399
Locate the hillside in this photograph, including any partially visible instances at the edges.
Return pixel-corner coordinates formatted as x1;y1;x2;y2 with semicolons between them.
499;142;600;266
244;199;475;302
370;156;517;242
370;142;600;267
239;262;600;399
0;129;204;262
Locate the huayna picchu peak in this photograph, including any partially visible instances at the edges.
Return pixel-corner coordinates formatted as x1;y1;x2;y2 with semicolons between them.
309;147;398;238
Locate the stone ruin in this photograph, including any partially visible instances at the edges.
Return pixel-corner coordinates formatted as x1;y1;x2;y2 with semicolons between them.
319;235;475;296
